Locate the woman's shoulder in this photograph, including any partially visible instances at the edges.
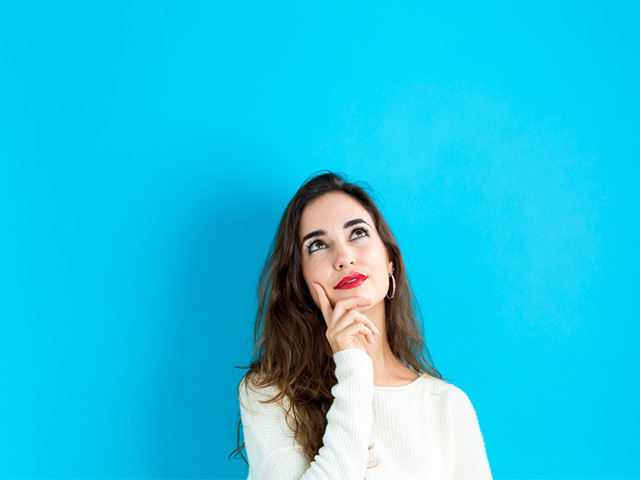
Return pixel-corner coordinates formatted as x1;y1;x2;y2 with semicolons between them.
238;373;289;413
416;373;468;398
374;373;477;416
238;372;279;399
416;374;480;415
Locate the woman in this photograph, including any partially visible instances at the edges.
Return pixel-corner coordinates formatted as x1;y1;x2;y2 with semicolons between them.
234;171;492;479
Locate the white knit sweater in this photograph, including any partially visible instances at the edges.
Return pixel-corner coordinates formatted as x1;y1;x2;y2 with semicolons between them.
239;349;492;479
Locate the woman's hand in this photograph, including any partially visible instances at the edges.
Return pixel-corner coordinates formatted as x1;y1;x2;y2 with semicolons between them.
313;282;381;354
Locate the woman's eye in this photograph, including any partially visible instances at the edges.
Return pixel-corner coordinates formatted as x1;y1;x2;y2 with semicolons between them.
308;240;325;253
352;228;368;238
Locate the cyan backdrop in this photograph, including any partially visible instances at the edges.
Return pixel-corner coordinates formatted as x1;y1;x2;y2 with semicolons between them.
1;1;638;479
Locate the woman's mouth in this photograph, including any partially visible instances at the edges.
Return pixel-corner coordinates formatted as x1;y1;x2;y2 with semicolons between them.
334;272;368;290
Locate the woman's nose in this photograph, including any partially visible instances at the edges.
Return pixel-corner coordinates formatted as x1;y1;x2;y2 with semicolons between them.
334;246;356;270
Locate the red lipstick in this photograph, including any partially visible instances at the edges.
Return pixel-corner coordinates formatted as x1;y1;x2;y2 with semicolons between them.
334;272;368;290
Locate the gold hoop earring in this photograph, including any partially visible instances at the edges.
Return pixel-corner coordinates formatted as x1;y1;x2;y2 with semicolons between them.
386;273;396;299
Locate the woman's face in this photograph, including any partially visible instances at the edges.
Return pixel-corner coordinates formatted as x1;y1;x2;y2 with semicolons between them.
299;192;393;312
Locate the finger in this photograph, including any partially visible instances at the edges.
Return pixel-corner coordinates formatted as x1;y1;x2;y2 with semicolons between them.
341;322;376;345
313;283;333;325
333;310;381;337
328;321;374;351
331;296;374;325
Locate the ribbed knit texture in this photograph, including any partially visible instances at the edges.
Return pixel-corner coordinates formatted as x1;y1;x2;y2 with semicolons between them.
239;349;492;479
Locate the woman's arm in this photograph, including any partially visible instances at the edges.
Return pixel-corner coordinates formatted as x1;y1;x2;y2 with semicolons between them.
239;349;373;480
450;386;493;480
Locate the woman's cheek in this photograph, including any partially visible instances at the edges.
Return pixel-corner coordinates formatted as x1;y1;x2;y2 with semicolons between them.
308;281;322;307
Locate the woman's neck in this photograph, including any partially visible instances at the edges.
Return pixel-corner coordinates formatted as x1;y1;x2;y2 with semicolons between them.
358;311;419;387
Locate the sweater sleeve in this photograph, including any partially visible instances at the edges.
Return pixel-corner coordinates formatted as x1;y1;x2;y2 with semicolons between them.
239;349;374;480
450;386;493;480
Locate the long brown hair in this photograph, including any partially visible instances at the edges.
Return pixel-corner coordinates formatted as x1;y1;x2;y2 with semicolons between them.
232;171;442;462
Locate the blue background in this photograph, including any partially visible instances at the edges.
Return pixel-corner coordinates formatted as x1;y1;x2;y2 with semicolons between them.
1;1;638;479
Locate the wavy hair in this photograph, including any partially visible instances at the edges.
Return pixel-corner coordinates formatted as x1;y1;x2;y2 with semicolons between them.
232;171;442;462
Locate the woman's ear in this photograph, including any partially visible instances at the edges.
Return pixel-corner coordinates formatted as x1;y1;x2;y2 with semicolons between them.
388;260;394;275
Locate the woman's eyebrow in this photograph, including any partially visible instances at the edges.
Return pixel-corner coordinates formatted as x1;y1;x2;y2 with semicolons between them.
301;229;325;245
301;218;372;245
344;218;371;229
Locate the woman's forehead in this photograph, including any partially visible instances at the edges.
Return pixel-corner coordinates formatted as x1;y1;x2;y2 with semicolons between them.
299;192;374;235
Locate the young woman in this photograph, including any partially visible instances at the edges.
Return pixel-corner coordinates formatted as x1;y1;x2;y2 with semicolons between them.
234;172;492;479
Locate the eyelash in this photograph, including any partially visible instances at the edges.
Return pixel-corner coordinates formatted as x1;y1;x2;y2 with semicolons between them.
306;226;369;254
